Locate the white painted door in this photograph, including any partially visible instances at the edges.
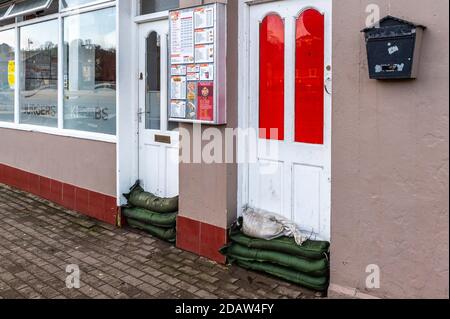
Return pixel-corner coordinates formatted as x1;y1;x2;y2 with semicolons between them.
138;20;179;198
246;0;332;240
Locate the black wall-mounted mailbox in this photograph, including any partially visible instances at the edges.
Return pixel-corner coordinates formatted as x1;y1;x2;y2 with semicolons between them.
362;16;425;80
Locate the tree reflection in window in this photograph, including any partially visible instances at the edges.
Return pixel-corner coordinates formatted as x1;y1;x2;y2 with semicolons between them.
19;19;58;127
63;7;116;135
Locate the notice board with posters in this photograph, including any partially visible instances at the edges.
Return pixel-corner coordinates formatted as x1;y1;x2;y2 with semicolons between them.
168;3;226;125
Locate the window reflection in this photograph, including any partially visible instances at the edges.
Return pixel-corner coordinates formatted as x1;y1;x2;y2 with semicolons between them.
0;28;15;123
146;31;161;130
63;7;116;134
141;0;179;15
20;19;58;127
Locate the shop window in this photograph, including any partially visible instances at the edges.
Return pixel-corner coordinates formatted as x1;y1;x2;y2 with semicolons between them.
140;0;179;15
145;31;161;130
61;0;112;10
19;19;58;127
6;0;53;19
295;9;324;145
0;28;15;123
63;7;116;135
259;14;284;141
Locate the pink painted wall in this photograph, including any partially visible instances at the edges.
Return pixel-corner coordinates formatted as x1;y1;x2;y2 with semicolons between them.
0;128;116;196
331;0;449;298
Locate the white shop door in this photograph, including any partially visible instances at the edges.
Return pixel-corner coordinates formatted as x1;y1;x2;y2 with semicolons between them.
138;21;179;198
247;0;332;240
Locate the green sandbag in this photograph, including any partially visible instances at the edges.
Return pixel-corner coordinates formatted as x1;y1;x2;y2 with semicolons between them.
234;259;329;292
124;181;178;213
122;207;177;228
221;244;328;277
127;218;176;243
230;230;329;260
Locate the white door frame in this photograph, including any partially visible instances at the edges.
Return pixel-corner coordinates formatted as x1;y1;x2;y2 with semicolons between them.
237;0;333;240
117;0;175;205
137;18;180;198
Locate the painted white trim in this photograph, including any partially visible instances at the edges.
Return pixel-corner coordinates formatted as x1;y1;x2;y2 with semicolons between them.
0;122;117;143
14;24;19;125
15;12;59;27
116;0;139;206
237;0;251;217
59;0;116;17
133;10;169;24
59;0;114;13
57;14;64;130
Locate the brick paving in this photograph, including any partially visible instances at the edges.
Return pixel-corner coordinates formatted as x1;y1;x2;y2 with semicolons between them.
0;183;320;299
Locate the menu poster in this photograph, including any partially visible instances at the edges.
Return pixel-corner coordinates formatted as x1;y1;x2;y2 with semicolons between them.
198;82;214;121
195;44;214;63
194;7;214;29
200;64;214;81
170;12;182;64
195;28;214;45
186;82;198;119
171;101;187;118
171;65;187;76
187;64;200;73
170;11;194;64
171;76;187;100
187;72;200;81
169;5;219;123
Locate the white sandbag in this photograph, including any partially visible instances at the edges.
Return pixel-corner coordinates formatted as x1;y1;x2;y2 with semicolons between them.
241;206;308;246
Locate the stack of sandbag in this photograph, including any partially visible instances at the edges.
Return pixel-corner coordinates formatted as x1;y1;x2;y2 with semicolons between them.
220;209;330;292
122;181;178;243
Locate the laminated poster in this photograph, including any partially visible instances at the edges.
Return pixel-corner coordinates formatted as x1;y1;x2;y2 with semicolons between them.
199;64;214;81
198;82;214;121
195;44;214;63
170;10;195;64
187;64;200;73
171;65;187;76
187;72;200;81
171;101;187;118
186;82;198;119
194;7;214;29
195;28;214;45
171;76;187;100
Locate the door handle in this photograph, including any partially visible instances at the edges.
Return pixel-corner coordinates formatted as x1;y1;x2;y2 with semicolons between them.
324;76;332;95
138;108;146;123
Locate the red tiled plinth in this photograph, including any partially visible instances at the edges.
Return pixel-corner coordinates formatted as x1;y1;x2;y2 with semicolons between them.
177;216;228;264
0;163;118;226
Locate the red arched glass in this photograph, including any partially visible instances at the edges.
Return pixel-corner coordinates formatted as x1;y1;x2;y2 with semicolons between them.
259;14;285;141
295;9;325;144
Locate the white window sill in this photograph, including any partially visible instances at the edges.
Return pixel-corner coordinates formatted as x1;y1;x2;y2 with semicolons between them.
0;122;117;144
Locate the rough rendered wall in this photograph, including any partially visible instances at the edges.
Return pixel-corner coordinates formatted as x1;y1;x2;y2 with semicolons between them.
331;0;449;298
178;0;238;229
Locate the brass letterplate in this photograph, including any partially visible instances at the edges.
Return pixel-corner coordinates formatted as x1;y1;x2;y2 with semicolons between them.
155;134;171;144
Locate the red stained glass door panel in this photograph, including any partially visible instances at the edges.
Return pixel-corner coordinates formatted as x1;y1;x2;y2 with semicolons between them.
259;14;285;141
295;9;325;144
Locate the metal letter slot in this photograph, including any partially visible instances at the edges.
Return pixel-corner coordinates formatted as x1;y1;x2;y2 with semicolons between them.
155;134;171;144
